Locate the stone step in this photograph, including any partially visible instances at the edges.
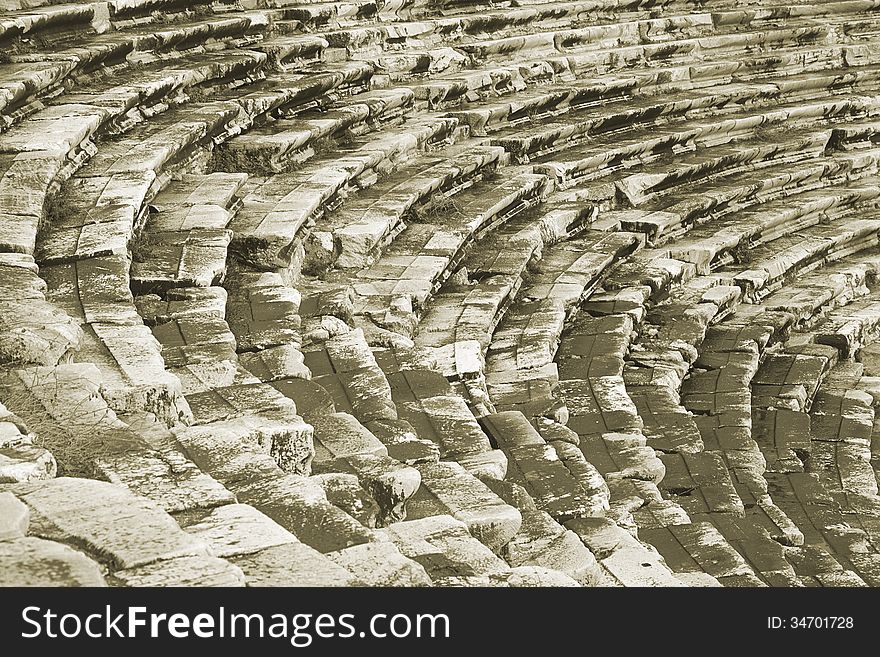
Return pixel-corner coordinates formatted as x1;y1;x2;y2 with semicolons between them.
304;328;398;421
754;408;813;474
754;353;832;414
0;364;157;475
455;12;720;63
640;520;765;585
0;535;107;586
515;85;880;167
501;506;603;585
135;286;242;393
394;385;493;460
614;129;831;208
414;203;590;352
0;13;267;125
535;89;872;178
565;516;688;586
131;228;232;294
314;144;506;271
815;296;880;357
319;452;422;525
374;514;511;581
559;374;645;436
658;451;746;516
279;1;380;30
349;171;551;342
226;132;486;274
181;502;370;586
611;149;880;249
36;102;244;265
558;19;861;76
150;312;239;373
485;298;567;376
660;171;880;272
309;410;389;468
95;443;235;515
0;3;267;52
224;267;302;353
4;51;278;252
214;86;420;174
407;59;549;109
77;325;193;426
28;255;194;426
212;60;375;121
445;76;637;136
253;34;330;69
233;473;379;553
412;38;844;113
710;513;802;586
57;47;269;133
518;230;641;309
0;253;82;367
185;380;296;423
129;172;248;294
720;216;880;303
765;471;871;585
480;410;609;521
761;258;876;327
406;460;522;551
6;476;246;583
0;431;56;484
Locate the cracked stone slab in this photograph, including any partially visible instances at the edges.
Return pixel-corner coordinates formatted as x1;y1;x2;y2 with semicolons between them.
311;472;380;528
334;453;422;524
95;447;234;514
150;172;248;213
8;477;210;570
395;394;492;459
502;510;603;585
577;432;666;484
151;313;238;369
566;517;683;587
38;174;153;264
0;536;107;586
42;255;140;326
310;411;390;469
640;521;759;581
186;382;298;425
326;541;432;586
407;460;521;552
130;229;232;294
0;255;82;366
229;541;359;586
135;287;228;325
182;504;298;558
76;322;193;427
481;411;608;521
658;451;746;516
239;344;310;382
111;555;245;587
175;412;315;477
376;514;510;580
225;269;302;352
234;474;377;554
486;299;567;374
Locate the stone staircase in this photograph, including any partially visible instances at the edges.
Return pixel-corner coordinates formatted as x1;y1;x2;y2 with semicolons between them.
5;0;880;587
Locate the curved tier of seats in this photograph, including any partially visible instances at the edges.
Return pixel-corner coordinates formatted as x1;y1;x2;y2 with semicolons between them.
5;0;880;587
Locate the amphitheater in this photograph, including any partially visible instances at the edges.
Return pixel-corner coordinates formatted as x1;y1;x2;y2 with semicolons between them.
4;0;880;588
